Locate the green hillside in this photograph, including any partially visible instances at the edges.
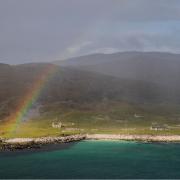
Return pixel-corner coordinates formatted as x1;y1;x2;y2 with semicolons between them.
0;62;180;137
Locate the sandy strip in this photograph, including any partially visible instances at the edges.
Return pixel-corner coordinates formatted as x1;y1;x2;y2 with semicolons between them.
5;138;34;143
86;134;180;142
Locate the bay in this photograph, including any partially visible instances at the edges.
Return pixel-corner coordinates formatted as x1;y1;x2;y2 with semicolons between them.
0;140;180;179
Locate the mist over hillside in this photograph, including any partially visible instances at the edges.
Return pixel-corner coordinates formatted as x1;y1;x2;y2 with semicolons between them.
54;51;180;86
0;61;168;120
54;51;180;101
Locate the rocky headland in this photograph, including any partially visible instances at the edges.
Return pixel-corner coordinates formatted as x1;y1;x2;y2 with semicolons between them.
0;135;86;151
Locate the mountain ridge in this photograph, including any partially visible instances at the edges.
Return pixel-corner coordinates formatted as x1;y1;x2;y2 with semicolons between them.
53;51;180;92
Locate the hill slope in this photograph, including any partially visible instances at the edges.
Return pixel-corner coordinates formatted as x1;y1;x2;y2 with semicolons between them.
0;63;165;120
1;62;180;137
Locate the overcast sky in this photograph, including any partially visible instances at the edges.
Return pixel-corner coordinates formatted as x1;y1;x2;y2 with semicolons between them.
1;0;180;64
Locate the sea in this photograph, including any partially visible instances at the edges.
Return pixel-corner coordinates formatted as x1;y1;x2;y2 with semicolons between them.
0;140;180;179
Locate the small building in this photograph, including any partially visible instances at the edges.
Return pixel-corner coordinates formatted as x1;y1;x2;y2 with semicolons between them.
52;121;62;128
134;114;144;118
150;124;168;131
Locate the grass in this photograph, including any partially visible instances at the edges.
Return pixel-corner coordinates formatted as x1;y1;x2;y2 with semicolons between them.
1;102;180;138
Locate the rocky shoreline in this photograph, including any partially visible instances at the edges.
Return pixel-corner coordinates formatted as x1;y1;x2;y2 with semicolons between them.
0;135;86;151
1;134;180;151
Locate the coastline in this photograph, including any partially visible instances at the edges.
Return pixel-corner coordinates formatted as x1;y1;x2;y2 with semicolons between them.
1;134;180;151
86;134;180;142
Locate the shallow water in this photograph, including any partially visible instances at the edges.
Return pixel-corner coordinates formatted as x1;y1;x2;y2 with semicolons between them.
0;140;180;179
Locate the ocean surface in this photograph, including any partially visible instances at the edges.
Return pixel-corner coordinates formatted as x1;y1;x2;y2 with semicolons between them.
0;140;180;179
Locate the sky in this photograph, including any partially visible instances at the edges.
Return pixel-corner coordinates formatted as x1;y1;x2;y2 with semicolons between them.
1;0;180;64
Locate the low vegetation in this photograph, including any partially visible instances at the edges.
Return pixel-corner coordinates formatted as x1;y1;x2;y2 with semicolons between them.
1;102;180;138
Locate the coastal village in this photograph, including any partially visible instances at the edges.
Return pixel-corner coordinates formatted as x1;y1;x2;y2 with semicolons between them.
50;114;170;134
0;113;180;151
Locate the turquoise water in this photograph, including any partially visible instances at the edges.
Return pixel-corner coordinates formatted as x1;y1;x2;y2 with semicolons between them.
1;140;180;179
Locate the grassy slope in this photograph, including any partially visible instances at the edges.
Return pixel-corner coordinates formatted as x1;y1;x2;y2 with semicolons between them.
0;63;180;138
1;102;180;138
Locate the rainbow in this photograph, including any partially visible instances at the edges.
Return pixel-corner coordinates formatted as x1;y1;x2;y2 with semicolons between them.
7;64;58;133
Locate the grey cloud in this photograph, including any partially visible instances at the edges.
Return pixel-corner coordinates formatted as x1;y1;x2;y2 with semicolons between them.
0;0;180;64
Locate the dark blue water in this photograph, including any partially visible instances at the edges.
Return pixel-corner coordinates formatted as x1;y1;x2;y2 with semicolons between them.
0;140;180;179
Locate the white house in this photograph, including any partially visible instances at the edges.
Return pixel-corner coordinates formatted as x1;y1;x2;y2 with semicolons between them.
52;121;62;128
